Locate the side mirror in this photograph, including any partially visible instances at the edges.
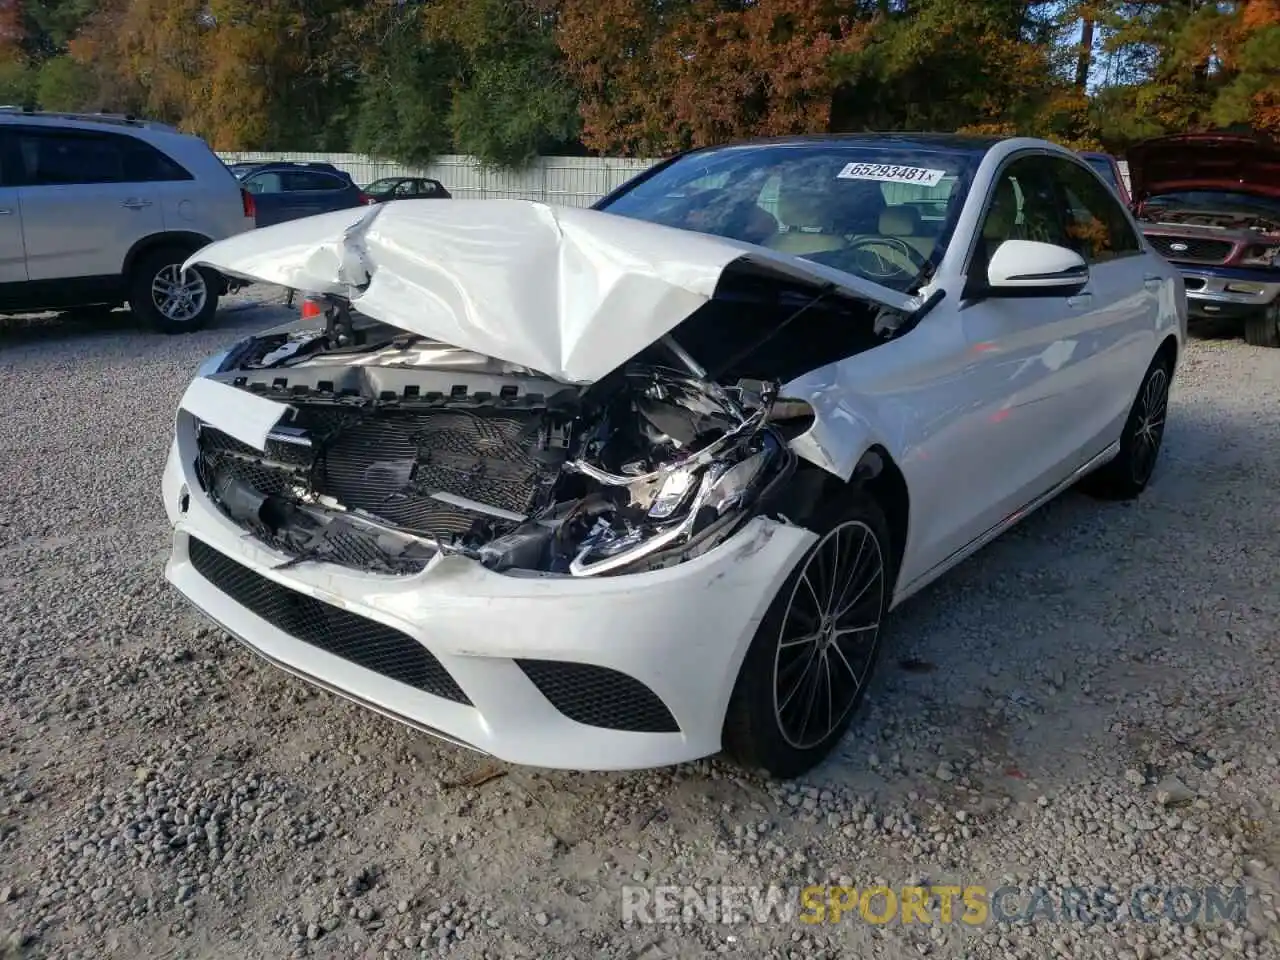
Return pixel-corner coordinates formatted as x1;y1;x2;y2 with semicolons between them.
986;240;1089;296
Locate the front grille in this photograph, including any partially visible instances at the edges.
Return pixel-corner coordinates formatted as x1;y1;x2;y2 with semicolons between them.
195;403;561;564
515;660;679;733
314;409;552;533
188;537;471;704
1147;234;1234;264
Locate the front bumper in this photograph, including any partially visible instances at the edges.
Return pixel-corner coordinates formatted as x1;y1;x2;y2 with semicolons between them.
1178;265;1280;320
161;436;815;771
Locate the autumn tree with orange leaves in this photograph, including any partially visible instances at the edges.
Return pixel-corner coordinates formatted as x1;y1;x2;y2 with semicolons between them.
0;0;1275;165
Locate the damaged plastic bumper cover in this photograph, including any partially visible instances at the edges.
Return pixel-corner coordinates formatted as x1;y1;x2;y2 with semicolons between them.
163;419;816;770
164;200;913;769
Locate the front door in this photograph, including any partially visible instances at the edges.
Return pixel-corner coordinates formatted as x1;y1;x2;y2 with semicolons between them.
0;187;26;283
911;155;1117;568
11;126;164;282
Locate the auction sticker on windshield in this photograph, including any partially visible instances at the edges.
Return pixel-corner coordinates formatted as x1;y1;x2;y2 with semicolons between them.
837;163;946;187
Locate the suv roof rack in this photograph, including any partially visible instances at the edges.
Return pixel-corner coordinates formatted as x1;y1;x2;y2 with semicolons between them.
230;159;340;170
0;107;177;131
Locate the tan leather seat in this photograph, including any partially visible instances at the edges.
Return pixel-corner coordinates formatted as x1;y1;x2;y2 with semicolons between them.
763;189;845;256
878;206;934;258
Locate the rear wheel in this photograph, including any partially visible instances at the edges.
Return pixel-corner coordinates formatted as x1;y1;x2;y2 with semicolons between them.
1243;302;1280;348
1082;353;1172;501
128;247;219;334
722;490;892;779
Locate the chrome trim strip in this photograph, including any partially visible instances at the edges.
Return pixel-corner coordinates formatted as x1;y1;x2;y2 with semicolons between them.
265;427;313;447
892;440;1120;607
429;491;527;524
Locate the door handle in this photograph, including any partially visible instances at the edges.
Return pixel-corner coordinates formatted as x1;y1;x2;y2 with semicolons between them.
0;208;12;215
121;198;153;210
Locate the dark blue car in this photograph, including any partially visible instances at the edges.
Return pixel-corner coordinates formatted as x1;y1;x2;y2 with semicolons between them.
233;161;369;227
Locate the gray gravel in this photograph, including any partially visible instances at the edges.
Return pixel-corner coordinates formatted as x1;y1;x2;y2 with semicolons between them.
1;303;1279;960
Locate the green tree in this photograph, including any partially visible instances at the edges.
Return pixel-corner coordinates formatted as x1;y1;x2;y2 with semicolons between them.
428;0;580;168
348;4;455;166
0;59;33;106
34;52;95;109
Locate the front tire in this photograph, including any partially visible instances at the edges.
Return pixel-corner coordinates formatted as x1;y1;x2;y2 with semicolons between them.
722;491;892;779
1082;353;1172;501
1243;302;1280;348
128;248;219;334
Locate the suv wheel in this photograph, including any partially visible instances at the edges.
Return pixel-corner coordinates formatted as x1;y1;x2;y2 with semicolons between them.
1243;302;1280;348
129;248;218;333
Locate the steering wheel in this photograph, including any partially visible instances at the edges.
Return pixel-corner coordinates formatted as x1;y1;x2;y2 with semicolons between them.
845;236;929;282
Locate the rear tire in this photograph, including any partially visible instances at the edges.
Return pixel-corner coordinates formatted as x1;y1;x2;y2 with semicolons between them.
1081;353;1172;501
128;247;219;334
1243;302;1280;348
722;490;893;779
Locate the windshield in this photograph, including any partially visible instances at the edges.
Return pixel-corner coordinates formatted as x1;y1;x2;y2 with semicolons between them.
596;143;980;293
365;178;401;193
1143;190;1280;225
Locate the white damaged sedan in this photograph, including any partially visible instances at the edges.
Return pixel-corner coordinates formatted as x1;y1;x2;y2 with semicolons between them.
162;135;1185;778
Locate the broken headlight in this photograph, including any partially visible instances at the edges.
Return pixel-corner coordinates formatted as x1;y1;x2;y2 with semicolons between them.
554;369;787;577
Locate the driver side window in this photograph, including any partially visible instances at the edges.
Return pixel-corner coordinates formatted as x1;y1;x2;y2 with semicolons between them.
974;157;1067;274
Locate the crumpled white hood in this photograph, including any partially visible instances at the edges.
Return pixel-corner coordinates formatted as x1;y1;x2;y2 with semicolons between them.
188;199;910;383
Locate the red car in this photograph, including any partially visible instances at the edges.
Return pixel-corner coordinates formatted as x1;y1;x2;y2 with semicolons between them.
1127;133;1280;347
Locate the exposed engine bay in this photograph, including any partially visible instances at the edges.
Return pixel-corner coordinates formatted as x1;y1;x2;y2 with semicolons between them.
1139;207;1280;235
193;301;808;578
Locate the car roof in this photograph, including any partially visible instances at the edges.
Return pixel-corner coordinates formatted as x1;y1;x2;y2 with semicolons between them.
237;161;347;174
689;132;1006;154
0;108;179;134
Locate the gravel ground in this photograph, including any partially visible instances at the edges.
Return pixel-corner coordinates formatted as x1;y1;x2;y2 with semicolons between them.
1;298;1278;960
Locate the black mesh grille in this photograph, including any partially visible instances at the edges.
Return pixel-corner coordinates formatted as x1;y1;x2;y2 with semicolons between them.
1147;234;1233;264
515;660;679;733
194;403;562;566
314;409;555;524
188;538;471;705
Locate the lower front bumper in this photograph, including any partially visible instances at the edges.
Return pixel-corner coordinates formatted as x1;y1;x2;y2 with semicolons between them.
1181;267;1280;320
161;439;816;771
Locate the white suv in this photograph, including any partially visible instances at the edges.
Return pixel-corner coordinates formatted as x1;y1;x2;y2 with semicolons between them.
0;109;256;332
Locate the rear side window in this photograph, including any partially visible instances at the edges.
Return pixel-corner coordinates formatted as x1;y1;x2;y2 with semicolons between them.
282;171;346;192
243;172;283;194
8;129;192;186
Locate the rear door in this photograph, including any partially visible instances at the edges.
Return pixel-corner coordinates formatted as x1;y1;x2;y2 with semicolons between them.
282;170;358;217
12;126;164;281
1048;156;1157;454
241;170;289;226
0;131;27;282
